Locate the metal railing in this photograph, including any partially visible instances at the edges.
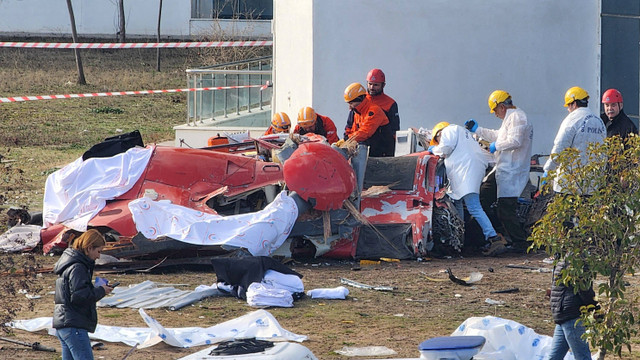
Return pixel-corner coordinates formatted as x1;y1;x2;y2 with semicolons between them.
186;56;272;126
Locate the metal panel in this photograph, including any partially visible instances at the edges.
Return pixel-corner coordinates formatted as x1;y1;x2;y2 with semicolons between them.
601;0;640;126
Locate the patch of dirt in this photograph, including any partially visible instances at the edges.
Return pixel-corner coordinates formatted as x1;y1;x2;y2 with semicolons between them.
4;251;637;359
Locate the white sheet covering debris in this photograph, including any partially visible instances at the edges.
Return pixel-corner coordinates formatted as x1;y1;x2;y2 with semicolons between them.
0;224;41;252
246;283;294;308
262;269;304;293
452;316;579;360
10;309;307;349
98;280;225;311
43;146;153;230
306;286;349;299
128;191;298;256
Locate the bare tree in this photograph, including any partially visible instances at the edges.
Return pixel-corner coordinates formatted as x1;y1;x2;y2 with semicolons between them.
118;0;126;42
156;0;163;71
65;0;86;85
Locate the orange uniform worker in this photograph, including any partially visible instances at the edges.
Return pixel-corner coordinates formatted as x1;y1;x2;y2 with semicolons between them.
264;112;291;135
293;107;340;144
343;83;394;157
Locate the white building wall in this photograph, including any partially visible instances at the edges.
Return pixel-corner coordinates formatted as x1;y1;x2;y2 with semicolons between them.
273;0;601;155
272;0;314;122
0;0;192;38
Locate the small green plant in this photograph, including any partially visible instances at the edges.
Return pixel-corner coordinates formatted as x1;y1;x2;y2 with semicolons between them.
531;134;640;359
90;106;124;114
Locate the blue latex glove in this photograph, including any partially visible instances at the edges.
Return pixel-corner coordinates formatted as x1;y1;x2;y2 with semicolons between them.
489;142;496;153
465;118;478;132
427;145;435;153
541;171;548;186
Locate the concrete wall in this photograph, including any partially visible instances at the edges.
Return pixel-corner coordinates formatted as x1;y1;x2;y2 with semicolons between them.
0;0;191;38
273;0;601;155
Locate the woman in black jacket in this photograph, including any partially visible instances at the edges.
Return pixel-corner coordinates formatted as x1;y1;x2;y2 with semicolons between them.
548;258;597;360
53;229;113;360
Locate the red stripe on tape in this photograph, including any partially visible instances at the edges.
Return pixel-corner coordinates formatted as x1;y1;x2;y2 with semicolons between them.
0;85;266;103
0;41;273;49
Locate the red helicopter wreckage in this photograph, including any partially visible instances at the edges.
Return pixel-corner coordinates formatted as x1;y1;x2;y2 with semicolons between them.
7;131;466;263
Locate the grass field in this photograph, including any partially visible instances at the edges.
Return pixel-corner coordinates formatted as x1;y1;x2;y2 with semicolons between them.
0;45;220;215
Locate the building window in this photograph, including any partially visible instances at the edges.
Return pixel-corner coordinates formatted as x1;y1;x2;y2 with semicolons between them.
192;0;273;20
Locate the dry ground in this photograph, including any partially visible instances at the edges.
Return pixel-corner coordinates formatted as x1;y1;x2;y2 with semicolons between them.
2;251;640;360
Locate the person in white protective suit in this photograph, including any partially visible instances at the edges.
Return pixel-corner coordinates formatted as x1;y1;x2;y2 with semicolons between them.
543;86;606;194
429;122;507;256
464;90;533;251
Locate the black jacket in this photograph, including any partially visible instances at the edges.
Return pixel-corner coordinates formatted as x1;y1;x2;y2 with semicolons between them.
600;109;638;139
211;256;302;300
53;248;106;332
549;259;597;324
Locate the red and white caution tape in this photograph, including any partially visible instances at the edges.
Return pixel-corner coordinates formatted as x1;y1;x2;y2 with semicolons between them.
0;84;266;103
0;41;272;49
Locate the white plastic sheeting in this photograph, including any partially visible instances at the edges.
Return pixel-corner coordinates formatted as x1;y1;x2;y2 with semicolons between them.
128;191;298;256
0;224;41;252
452;316;580;360
246;283;294;308
10;309;307;349
98;280;225;311
43;146;153;230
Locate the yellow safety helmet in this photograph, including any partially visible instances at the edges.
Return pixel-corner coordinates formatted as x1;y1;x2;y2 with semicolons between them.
564;86;589;107
430;121;450;146
271;112;291;133
344;83;367;102
297;106;317;128
488;90;511;113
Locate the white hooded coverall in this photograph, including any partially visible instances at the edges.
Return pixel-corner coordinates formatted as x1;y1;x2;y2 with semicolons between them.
476;108;533;198
543;107;606;193
431;125;490;200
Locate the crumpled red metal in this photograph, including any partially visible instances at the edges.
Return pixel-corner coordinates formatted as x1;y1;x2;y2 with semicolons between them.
283;142;356;211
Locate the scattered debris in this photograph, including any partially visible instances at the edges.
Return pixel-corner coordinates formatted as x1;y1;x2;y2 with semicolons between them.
0;336;56;352
490;288;520;294
421;269;483;286
121;343;138;359
506;264;551;272
447;268;483;286
359;259;380;266
405;298;429;303
334;345;397;357
340;277;395;291
485;298;505;306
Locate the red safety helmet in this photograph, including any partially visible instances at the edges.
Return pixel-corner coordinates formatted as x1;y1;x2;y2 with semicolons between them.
366;68;385;83
602;88;623;103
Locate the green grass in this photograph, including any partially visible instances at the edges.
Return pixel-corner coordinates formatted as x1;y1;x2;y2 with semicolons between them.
0;46;236;217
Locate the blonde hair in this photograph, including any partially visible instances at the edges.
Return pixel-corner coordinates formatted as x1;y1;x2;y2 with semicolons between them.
71;229;105;254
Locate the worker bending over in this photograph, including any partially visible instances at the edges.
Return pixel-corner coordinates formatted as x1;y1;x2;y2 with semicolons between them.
293;106;339;144
429;122;506;256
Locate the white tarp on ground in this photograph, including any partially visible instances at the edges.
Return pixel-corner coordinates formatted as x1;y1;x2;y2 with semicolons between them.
452;316;580;360
0;224;41;252
128;191;298;256
10;309;307;348
43;146;154;231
